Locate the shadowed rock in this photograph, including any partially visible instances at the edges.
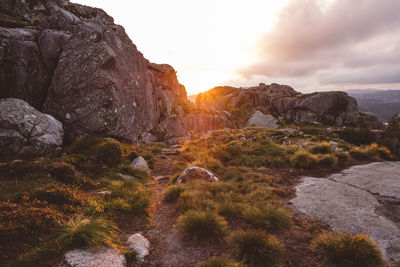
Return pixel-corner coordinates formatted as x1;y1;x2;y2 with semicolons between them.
0;98;63;160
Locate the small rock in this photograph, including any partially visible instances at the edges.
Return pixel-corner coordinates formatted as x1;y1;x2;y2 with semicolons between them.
130;156;149;171
154;175;169;181
96;190;111;196
329;140;338;149
176;166;219;184
118;173;134;180
127;233;150;261
65;248;126;267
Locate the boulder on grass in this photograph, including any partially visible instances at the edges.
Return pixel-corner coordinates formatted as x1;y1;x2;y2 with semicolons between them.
176;166;219;183
65;248;126;267
127;233;150;261
0;98;63;161
130;156;150;171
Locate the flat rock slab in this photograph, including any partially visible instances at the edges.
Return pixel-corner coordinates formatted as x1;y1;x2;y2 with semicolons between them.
65;248;126;267
290;162;400;264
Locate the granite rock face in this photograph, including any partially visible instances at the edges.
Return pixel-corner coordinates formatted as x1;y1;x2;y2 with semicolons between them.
291;162;400;264
0;0;223;143
0;98;63;160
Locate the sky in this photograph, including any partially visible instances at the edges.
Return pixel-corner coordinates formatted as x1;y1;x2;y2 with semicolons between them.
72;0;400;95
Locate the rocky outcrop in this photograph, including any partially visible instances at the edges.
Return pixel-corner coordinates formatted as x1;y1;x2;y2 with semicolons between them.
64;248;126;267
273;91;359;126
197;83;379;127
290;162;400;264
0;98;63;160
196;83;299;113
0;0;223;143
176;166;219;183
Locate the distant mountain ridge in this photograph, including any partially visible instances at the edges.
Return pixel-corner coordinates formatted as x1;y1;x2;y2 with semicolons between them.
345;90;400;122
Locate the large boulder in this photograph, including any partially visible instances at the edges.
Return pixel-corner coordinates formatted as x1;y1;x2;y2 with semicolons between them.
247;110;278;128
273;91;359;126
0;0;222;143
0;98;63;160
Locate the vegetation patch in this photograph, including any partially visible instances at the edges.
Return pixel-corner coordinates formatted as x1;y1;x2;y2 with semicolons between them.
312;233;384;267
177;210;228;243
232;231;284;267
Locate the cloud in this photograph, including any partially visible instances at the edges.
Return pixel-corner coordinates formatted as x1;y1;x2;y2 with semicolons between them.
240;0;400;89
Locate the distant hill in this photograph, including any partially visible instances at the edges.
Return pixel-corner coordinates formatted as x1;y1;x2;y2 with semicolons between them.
346;90;400;122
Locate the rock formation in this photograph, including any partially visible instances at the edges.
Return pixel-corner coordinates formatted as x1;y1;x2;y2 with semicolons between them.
197;83;381;127
0;98;63;160
0;0;223;143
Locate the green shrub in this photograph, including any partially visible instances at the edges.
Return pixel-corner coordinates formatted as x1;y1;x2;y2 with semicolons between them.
242;205;291;230
48;162;76;183
14;245;58;267
94;142;123;167
164;185;184;202
177;210;228;243
177;192;218;212
312;233;384;267
336;128;376;146
310;142;332;154
33;183;81;206
318;154;338;167
291;151;318;168
218;201;243;220
335;151;350;161
197;256;237;267
51;216;118;250
232;231;284;267
0;160;46;180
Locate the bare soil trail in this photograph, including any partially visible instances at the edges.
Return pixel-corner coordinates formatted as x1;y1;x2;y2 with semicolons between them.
135;152;222;267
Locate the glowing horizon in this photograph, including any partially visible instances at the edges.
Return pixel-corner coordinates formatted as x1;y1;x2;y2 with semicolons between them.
72;0;400;95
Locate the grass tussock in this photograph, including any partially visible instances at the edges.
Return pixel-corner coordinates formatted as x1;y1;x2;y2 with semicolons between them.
51;216;119;250
310;142;332;154
232;231;284;267
312;233;385;267
164;185;184;203
177;210;228;243
291;151;318;169
242;205;291;230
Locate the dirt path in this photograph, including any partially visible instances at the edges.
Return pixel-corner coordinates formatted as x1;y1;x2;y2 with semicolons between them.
135;154;221;267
